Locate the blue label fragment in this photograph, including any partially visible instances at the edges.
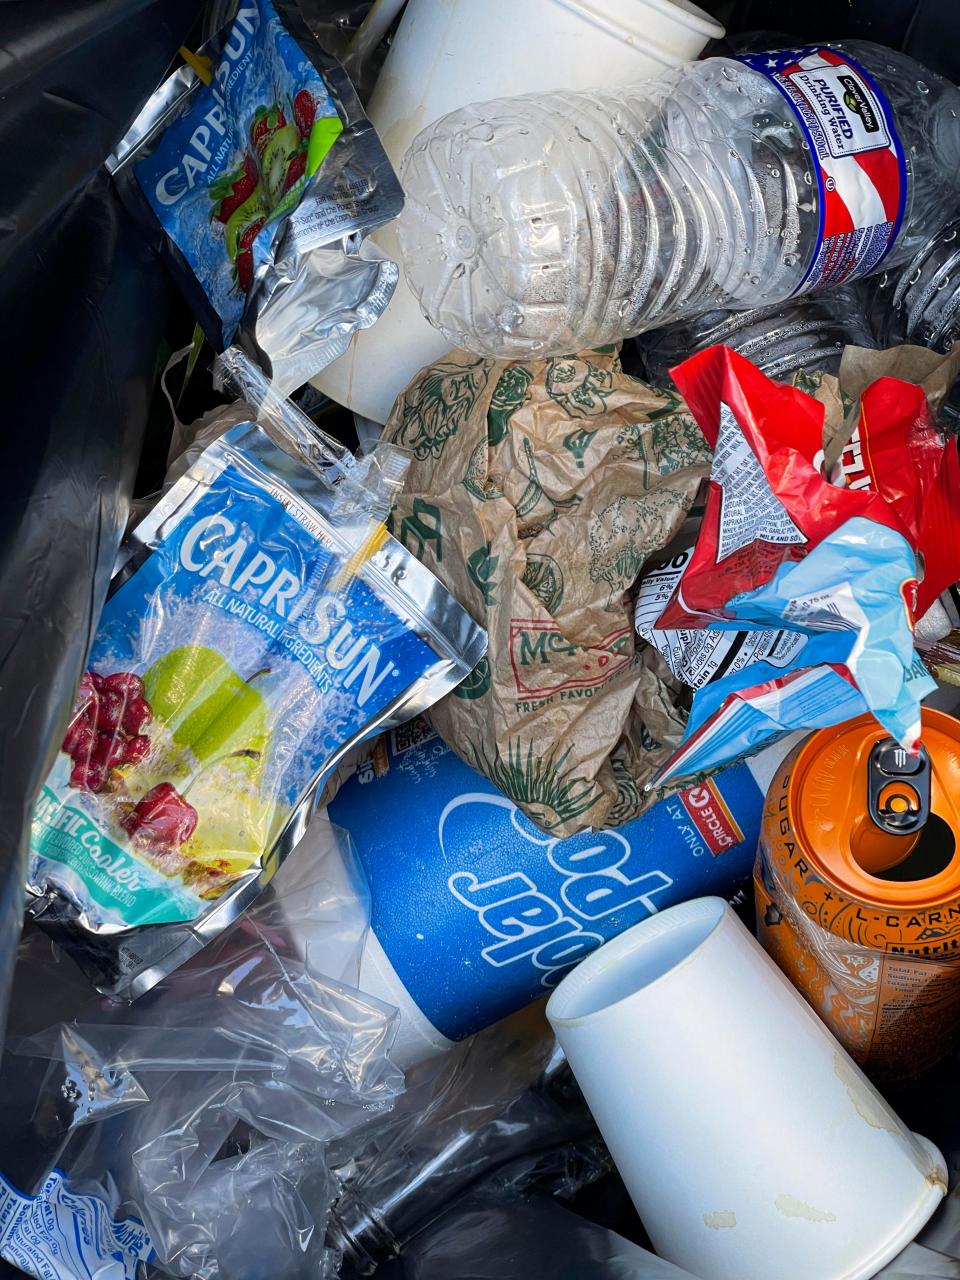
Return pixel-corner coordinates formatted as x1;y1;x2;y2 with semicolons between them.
0;1170;153;1280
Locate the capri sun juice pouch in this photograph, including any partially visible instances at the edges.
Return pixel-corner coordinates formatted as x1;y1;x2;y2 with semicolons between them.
27;420;485;997
109;0;402;391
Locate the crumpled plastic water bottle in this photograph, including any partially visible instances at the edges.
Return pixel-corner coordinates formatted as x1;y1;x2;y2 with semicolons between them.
634;284;877;387
397;43;960;359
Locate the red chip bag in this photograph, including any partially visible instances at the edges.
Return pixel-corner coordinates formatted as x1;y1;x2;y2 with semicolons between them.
837;376;960;616
658;346;957;628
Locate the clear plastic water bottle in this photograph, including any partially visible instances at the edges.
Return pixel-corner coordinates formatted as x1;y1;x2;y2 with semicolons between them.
867;212;960;429
635;284;877;387
870;212;960;351
396;44;960;359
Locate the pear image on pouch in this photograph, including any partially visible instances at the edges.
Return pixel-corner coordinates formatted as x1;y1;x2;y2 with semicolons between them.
133;645;281;893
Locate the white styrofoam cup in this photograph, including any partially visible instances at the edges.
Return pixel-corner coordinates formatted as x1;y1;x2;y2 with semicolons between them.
313;0;724;424
547;897;947;1280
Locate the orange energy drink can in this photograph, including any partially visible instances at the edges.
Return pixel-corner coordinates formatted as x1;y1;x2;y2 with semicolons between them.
756;707;960;1081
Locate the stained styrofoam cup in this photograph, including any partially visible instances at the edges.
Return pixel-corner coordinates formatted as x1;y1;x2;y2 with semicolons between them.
313;0;724;423
547;898;947;1280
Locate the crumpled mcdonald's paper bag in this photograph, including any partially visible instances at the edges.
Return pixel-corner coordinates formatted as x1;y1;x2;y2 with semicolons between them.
383;345;710;837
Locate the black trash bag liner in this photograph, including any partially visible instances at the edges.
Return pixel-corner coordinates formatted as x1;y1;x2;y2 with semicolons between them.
0;0;203;1043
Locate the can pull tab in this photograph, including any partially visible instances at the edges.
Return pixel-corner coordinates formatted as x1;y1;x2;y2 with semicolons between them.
868;739;930;836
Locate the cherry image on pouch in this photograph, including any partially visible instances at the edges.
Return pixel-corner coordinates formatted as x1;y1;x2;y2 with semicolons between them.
61;669;155;793
122;782;199;852
61;668;200;855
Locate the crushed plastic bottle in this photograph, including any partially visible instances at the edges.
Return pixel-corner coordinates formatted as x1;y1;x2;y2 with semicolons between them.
869;212;960;428
635;285;877;387
871;213;960;351
397;44;960;359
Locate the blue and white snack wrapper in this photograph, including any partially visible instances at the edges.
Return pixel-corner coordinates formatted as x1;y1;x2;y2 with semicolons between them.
645;518;933;785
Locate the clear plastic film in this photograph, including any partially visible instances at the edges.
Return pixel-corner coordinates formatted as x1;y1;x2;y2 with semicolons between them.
20;821;404;1110
1;819;405;1280
0;1021;150;1197
213;344;409;531
136;1127;336;1280
138;341;410;532
327;1019;604;1272
15;966;401;1119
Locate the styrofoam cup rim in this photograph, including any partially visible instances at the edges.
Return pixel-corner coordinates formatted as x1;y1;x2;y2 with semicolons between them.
546;895;729;1027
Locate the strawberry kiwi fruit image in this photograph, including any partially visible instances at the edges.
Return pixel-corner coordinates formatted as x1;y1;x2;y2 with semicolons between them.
210;153;268;296
292;89;315;139
209;153;259;223
208;89;332;294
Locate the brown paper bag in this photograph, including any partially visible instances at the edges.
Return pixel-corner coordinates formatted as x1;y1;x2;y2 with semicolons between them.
383;346;710;836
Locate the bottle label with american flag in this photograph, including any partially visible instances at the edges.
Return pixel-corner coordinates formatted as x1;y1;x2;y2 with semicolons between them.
737;47;907;292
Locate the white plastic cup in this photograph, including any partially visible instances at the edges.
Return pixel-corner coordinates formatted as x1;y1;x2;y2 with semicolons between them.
546;898;947;1280
313;0;725;424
